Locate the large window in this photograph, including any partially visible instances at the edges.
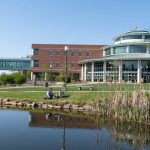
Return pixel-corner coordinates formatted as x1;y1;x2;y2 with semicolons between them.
106;61;119;71
86;63;92;81
129;45;147;53
33;60;39;67
141;60;150;72
113;46;127;54
141;60;150;83
105;48;111;56
94;62;103;72
33;49;39;56
122;35;142;40
122;60;137;71
145;35;150;39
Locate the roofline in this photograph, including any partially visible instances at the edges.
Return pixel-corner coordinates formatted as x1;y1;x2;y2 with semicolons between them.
78;54;150;64
32;43;106;47
103;42;150;50
113;28;150;41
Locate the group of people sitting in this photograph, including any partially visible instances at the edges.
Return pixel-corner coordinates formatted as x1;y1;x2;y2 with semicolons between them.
44;88;65;99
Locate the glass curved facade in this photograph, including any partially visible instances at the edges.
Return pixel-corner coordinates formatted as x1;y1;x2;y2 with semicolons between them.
113;46;127;54
129;45;147;53
105;48;111;56
81;29;150;83
122;35;142;40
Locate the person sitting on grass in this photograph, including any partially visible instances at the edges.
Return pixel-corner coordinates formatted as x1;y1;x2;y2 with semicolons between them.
58;89;65;98
46;88;54;99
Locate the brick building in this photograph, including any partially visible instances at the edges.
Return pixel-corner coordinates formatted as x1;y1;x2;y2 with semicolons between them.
31;44;104;81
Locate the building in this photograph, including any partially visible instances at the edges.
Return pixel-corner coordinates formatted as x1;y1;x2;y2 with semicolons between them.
0;57;31;71
79;29;150;83
31;44;104;80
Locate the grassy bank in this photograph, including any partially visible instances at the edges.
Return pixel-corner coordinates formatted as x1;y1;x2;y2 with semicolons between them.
0;83;150;123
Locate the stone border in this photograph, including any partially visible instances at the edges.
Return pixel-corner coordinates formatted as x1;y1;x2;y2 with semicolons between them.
0;98;93;112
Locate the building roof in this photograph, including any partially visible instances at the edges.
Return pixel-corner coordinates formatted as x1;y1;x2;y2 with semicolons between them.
78;53;150;64
113;28;150;41
0;57;31;61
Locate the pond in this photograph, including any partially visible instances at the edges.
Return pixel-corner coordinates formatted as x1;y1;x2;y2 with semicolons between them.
0;108;150;150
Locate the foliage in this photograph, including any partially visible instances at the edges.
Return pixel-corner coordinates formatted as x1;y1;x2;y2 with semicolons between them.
0;72;26;85
55;75;71;83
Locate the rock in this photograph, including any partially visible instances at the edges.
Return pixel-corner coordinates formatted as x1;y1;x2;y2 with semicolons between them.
70;104;78;109
26;103;32;107
3;99;9;102
32;102;38;107
77;107;84;111
17;102;24;106
53;105;63;109
63;104;71;109
83;105;92;110
42;104;48;109
47;104;53;109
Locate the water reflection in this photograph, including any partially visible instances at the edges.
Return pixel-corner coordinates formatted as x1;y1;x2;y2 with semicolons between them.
0;108;150;150
29;111;150;150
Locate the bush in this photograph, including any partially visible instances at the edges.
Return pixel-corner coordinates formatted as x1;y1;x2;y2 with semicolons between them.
0;73;26;85
55;75;64;82
55;75;71;83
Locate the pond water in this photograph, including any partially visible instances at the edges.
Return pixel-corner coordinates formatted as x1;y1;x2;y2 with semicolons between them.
0;108;150;150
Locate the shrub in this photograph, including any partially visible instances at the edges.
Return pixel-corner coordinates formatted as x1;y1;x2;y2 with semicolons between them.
0;73;26;85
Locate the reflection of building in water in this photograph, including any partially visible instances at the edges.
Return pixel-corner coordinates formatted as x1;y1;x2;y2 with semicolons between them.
29;112;96;129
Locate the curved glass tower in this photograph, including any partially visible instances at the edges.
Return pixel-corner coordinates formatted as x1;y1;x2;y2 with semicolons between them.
79;29;150;83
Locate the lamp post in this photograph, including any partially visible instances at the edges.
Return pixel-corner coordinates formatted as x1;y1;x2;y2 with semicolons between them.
49;64;52;85
64;46;69;89
146;65;148;83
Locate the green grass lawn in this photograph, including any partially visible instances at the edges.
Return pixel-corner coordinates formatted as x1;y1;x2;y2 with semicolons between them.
0;91;101;105
0;83;149;106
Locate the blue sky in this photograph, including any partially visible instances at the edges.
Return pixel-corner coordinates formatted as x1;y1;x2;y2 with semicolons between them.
0;0;150;57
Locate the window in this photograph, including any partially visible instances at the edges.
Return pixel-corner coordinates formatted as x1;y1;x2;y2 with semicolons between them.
56;50;60;56
56;62;60;68
145;35;150;39
86;51;90;57
33;49;39;56
129;45;147;53
122;60;137;71
49;50;53;56
78;51;82;56
113;46;127;54
33;60;39;67
122;35;142;40
106;61;119;71
71;62;74;68
105;48;111;56
71;50;74;56
94;62;103;72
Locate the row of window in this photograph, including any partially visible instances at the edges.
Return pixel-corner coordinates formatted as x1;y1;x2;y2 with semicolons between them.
115;35;150;42
84;60;150;72
0;61;30;69
33;60;75;68
105;45;147;55
33;49;90;57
